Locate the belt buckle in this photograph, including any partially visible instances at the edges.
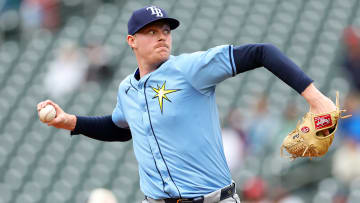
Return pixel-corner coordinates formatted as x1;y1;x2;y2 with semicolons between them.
220;183;235;200
176;199;192;203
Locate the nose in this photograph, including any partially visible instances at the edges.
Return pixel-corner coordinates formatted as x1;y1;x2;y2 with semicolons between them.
158;31;166;41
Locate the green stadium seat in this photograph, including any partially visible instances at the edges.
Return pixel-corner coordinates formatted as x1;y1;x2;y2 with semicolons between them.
4;168;24;190
0;184;13;203
15;194;36;203
45;191;67;203
22;181;42;202
82;176;106;191
52;179;73;201
60;165;81;186
65;152;88;172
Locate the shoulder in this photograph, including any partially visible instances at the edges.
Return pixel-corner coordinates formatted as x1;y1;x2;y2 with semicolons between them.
173;45;231;62
171;51;203;62
117;75;132;91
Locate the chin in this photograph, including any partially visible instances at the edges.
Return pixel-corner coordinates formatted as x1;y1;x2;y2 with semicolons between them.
158;52;170;61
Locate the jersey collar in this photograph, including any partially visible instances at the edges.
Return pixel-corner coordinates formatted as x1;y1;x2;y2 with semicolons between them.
134;68;140;80
132;57;173;88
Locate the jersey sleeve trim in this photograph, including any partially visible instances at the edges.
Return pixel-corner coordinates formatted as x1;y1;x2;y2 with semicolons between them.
228;45;236;77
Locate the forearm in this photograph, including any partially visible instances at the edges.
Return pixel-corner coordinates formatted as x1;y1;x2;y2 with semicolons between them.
71;115;132;142
233;43;313;94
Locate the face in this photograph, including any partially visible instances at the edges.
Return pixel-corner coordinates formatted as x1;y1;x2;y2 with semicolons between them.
127;21;172;67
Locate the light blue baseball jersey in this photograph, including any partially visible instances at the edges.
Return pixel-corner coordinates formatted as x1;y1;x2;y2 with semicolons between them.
112;45;236;199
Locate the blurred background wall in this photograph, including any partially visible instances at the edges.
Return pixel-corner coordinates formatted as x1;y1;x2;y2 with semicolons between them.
0;0;359;202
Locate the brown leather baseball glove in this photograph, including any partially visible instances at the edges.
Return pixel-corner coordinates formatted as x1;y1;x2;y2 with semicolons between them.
281;91;351;159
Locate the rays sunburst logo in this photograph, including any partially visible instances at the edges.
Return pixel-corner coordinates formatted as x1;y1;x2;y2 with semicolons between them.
151;81;180;114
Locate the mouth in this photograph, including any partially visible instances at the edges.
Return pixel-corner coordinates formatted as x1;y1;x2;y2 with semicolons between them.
155;44;169;49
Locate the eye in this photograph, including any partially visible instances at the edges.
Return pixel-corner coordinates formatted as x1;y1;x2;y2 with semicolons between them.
164;29;170;35
149;30;155;35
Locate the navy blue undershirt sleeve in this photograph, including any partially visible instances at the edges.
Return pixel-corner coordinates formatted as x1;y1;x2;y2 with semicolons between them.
70;115;132;142
233;43;313;94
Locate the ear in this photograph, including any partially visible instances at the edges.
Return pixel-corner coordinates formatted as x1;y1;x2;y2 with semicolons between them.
127;35;136;49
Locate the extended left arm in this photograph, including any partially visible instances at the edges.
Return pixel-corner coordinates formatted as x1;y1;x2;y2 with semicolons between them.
233;43;336;113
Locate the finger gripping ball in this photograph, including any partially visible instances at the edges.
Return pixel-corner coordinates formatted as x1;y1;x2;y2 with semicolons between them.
39;105;56;122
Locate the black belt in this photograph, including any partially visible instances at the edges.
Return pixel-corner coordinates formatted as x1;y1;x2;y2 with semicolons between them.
161;183;235;203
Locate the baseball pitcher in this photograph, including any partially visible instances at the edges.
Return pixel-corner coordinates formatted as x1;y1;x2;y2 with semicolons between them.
37;6;349;203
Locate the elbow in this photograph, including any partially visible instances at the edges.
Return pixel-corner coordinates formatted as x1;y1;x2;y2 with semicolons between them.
259;43;282;62
119;129;132;142
261;43;279;52
122;134;132;142
107;134;132;142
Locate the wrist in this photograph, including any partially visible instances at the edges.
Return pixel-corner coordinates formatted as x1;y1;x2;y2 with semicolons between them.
301;83;336;114
301;83;326;105
67;114;77;131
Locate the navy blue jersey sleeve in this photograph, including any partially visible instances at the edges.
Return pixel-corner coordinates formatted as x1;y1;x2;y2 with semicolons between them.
233;43;313;94
71;115;132;142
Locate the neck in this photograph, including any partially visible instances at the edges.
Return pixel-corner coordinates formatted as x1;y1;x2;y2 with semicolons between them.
139;65;156;78
137;58;166;78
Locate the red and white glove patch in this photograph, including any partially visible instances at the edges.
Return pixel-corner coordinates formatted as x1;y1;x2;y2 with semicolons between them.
314;114;332;129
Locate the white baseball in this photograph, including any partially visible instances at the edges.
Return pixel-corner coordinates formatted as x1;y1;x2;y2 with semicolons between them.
39;105;56;122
